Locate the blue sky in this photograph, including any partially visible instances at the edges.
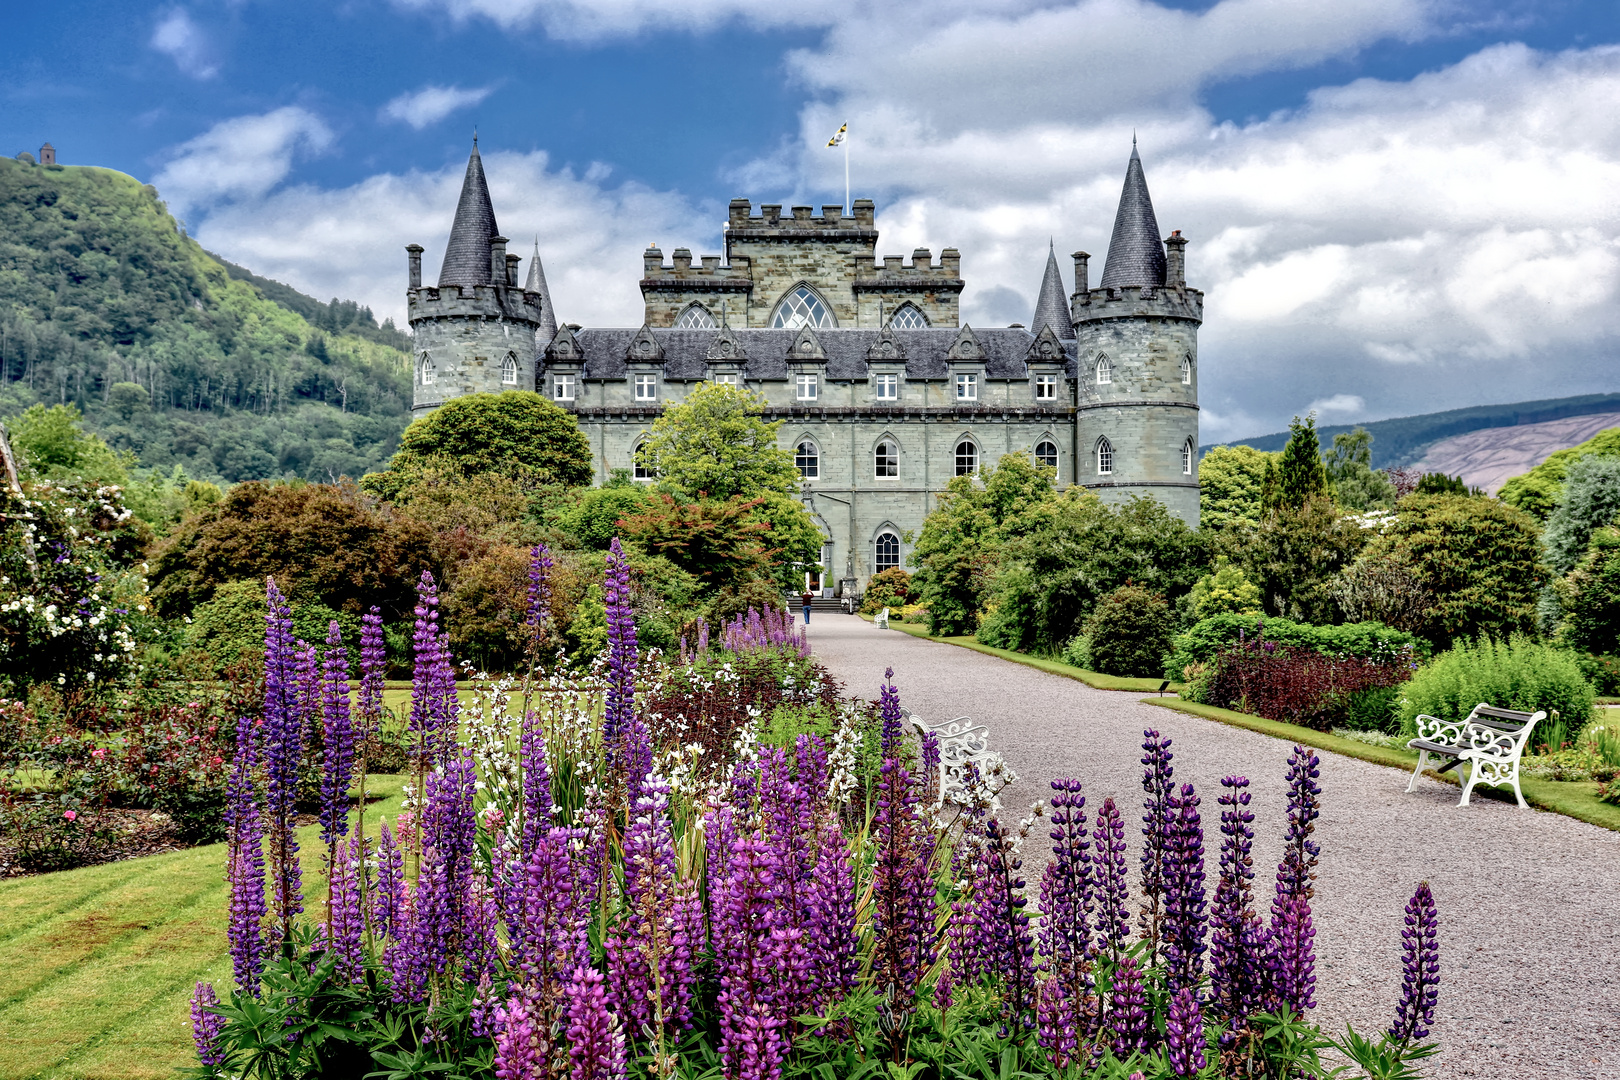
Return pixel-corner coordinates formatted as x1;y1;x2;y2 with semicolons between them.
5;0;1620;441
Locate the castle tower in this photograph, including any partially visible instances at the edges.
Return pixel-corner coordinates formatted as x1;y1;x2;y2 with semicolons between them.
1072;142;1202;523
1031;240;1074;339
406;139;544;415
525;238;558;347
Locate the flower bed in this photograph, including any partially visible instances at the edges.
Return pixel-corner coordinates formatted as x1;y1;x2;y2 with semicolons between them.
190;541;1444;1079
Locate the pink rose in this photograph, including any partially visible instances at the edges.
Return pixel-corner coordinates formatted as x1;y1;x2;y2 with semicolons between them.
63;810;77;822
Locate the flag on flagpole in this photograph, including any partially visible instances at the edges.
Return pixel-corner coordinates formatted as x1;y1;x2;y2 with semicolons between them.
827;123;847;147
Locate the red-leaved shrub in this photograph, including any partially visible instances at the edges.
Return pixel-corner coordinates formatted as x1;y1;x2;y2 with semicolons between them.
1201;639;1410;730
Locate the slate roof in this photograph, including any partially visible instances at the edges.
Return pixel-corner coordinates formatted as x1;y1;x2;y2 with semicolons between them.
524;239;558;341
1098;142;1167;290
1032;242;1074;339
557;327;1078;380
438;141;500;287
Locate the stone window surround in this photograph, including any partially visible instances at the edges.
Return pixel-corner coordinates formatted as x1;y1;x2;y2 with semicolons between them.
500;353;519;384
1182;439;1194;475
675;303;717;329
1035;438;1059;469
888;302;929;329
632;439;653;481
796;372;819;401
418;353;435;385
1095;355;1113;384
874;437;900;477
771;282;838;329
1181;354;1194;384
955;373;979;401
874;529;902;572
1096;436;1115;475
873;372;900;401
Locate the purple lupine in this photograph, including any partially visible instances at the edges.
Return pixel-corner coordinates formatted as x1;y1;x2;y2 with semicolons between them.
190;982;226;1068
1162;782;1207;994
932;956;954;1012
1389;882;1440;1046
1209;776;1268;1042
519;715;552;862
1092;796;1131;966
225;714;266;994
1036;975;1079;1069
869;754;938;1011
358;607;386;736
758;750;817;1027
494;986;539;1080
808;819;858;1009
463;871;501;985
1107;953;1150;1057
318;622;354;850
712;832;787;1080
1269;745;1322;1014
385;875;430;1004
408;571;452;769
372;822;405;941
515;822;595;995
878;667;904;759
416;751;478;976
605;778;696;1036
567;964;628;1080
604;539;649;785
526;543;553;636
1039;778;1094;982
325;834;365;983
1138;729;1176;964
1166;985;1207;1079
262;579;304;945
956;817;1037;1027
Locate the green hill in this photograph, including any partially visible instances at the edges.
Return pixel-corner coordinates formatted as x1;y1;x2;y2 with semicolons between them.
0;155;413;483
1207;392;1620;469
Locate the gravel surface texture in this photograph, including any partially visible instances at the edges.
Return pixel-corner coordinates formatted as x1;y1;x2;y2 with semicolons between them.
806;612;1620;1080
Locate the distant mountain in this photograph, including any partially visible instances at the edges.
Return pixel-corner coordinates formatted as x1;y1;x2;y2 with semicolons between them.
1207;393;1620;470
1412;411;1620;495
0;156;413;483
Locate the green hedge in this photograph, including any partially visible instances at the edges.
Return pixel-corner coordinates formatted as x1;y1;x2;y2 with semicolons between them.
1164;612;1423;681
1399;636;1596;736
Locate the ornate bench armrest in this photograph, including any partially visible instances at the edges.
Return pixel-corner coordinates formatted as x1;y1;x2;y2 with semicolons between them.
1465;723;1529;760
1414;714;1466;745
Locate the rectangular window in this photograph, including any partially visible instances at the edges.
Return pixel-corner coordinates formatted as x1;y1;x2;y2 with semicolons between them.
796;373;819;401
874;373;898;401
955;373;978;401
634;374;657;401
553;374;576;401
712;373;738;387
1035;374;1056;401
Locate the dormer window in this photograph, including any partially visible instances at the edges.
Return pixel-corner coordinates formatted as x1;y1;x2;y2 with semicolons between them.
712;373;738;387
674;304;716;329
553;374;576;401
771;285;835;329
634;374;657;401
955;373;978;401
1035;374;1056;401
889;303;928;330
1095;356;1112;384
796;373;819;401
874;373;898;401
501;354;519;385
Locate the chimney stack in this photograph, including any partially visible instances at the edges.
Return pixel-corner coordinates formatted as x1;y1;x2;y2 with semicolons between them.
505;252;522;287
1164;231;1186;289
490;236;509;286
1071;250;1090;314
406;244;424;289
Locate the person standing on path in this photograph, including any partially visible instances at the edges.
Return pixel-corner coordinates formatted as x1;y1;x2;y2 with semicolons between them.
801;591;813;624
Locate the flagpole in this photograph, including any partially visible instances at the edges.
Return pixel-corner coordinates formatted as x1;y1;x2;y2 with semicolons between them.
844;132;850;215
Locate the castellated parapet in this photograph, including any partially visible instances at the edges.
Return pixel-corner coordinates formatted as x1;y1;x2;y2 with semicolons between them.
640;198;962;329
407;242;545;415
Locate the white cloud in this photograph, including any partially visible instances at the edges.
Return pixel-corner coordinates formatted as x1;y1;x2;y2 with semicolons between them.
381;85;494;130
155;107;334;212
388;0;840;37
1306;393;1366;418
150;8;217;79
185;148;709;331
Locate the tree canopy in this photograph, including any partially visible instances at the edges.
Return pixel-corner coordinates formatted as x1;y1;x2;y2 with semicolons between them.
636;383;800;501
380;392;594;489
1198;444;1271;531
1262;414;1329;513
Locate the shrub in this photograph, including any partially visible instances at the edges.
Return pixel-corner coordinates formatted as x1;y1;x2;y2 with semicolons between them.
1543;455;1620;574
1194;640;1412;730
1060;633;1091;670
1398;636;1596;735
861;567;912;614
1238;495;1369;624
1500;425;1620;520
1188;556;1262;619
1557;526;1620;656
1165;613;1422;681
1084;585;1173;678
1575;653;1620;698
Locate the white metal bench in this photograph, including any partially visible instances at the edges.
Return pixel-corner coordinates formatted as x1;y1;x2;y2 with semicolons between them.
874;606;890;629
903;708;1013;808
1405;703;1545;808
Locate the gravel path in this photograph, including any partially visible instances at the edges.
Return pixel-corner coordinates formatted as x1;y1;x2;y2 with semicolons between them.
806;613;1620;1080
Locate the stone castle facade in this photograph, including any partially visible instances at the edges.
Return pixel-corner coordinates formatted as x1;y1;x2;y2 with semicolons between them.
406;139;1202;594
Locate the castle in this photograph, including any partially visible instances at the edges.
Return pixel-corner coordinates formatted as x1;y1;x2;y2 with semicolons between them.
406;140;1202;595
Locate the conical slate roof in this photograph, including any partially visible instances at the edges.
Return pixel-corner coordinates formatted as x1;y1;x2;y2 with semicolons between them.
525;238;558;342
1098;141;1166;290
438;140;500;287
1031;241;1073;339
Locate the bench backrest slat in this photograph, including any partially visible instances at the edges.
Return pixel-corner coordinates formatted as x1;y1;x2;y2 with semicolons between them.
1473;705;1537;723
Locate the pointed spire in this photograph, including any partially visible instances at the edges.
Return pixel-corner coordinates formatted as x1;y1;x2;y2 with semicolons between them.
1098;141;1166;290
1032;239;1073;339
438;141;501;287
525;237;557;342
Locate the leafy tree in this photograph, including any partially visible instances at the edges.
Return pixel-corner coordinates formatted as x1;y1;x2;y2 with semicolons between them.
1499;425;1620;520
1236;496;1369;625
1085;585;1174;677
6;403;131;484
1198;444;1272;531
379;392;593;489
636;383;800;501
1557;525;1620;655
1323;428;1395;511
1357;494;1544;649
561;478;660;550
617;495;779;594
1188;556;1262;619
1413;472;1476;497
1262;414;1330;513
1330;550;1431;635
1543;454;1620;573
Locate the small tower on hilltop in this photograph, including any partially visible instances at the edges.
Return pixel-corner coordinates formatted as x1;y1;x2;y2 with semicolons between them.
1072;141;1203;524
406;139;545;415
39;143;56;165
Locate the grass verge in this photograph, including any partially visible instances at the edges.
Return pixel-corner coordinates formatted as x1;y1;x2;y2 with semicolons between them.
1142;697;1620;833
868;616;1177;693
0;774;407;1080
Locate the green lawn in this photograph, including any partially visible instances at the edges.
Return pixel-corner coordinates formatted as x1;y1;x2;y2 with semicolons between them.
0;775;405;1080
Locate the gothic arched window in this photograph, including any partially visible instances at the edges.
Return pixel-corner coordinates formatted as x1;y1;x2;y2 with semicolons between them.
1035;440;1059;470
501;353;519;384
1095;355;1113;384
955;439;978;476
771;285;836;329
674;304;716;329
633;440;653;482
874;440;899;477
1096;437;1114;476
889;303;928;330
1182;439;1194;475
796;440;820;480
419;353;435;386
1181;355;1193;385
875;531;901;572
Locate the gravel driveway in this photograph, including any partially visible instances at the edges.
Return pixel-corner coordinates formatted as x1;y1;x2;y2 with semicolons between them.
807;613;1620;1080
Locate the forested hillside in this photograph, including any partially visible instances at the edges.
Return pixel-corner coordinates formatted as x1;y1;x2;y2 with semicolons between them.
0;156;413;482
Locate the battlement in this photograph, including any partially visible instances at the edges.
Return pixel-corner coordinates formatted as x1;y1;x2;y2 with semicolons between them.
726;198;878;238
854;248;964;293
408;283;544;326
1072;284;1203;324
641;246;753;292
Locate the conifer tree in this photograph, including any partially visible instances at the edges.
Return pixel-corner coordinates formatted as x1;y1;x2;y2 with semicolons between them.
1263;414;1329;513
